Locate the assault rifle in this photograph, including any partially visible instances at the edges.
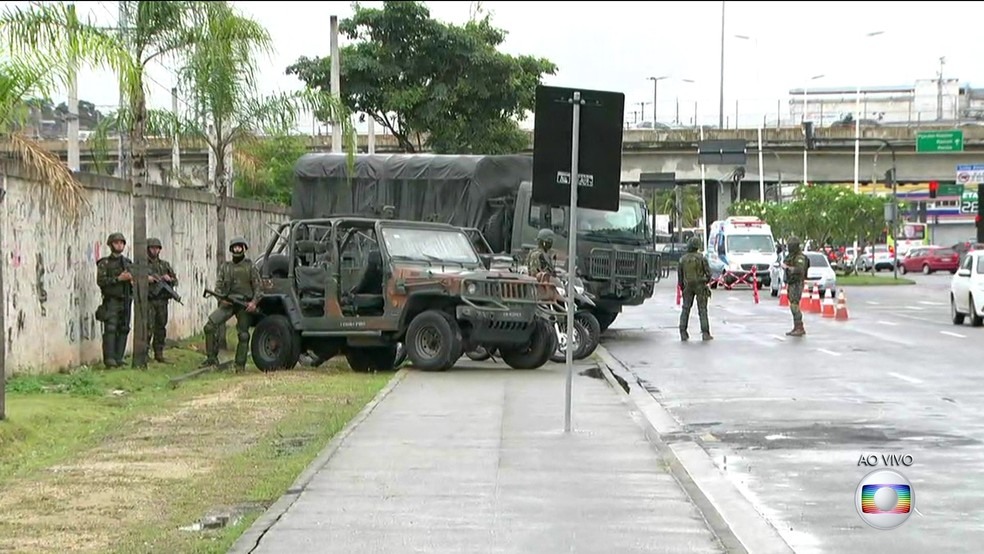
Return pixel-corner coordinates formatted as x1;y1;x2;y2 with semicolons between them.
151;275;183;304
203;288;261;314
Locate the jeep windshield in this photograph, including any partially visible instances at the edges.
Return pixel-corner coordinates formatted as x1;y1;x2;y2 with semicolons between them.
577;198;649;245
381;227;481;265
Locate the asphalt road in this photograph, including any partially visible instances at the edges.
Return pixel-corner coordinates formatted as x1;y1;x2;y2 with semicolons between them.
601;272;984;553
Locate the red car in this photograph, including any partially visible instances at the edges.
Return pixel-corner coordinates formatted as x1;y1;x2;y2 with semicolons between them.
899;246;959;274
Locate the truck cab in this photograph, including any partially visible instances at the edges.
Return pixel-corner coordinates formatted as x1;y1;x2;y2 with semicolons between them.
511;182;661;331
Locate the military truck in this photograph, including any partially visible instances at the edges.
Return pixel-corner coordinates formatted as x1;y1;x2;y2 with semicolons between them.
291;153;661;332
250;216;559;372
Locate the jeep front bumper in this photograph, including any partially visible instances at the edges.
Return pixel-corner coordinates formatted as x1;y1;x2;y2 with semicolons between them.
456;304;536;347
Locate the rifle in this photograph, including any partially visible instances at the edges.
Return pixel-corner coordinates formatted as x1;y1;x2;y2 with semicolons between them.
203;288;261;314
151;274;183;304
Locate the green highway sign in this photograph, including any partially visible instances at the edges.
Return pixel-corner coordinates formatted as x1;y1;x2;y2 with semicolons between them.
917;130;964;153
939;183;963;196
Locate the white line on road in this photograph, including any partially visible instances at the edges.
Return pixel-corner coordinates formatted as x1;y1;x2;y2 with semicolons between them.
893;313;945;325
888;371;924;385
940;330;966;338
877;320;899;326
906;306;925;311
919;301;945;306
771;335;787;342
866;301;880;305
817;348;842;357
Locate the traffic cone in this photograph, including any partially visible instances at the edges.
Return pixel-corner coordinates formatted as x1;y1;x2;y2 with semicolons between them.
821;289;835;318
799;285;811;311
809;284;822;313
676;283;681;306
835;290;850;321
778;283;789;307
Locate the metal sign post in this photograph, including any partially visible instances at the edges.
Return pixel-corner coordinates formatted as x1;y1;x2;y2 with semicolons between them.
564;92;582;434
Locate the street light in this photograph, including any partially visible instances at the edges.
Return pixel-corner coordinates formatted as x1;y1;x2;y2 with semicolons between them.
647;75;669;126
803;73;825;186
735;34;765;201
853;30;885;269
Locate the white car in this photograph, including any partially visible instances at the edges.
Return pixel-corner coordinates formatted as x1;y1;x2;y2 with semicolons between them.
770;251;838;297
949;250;984;326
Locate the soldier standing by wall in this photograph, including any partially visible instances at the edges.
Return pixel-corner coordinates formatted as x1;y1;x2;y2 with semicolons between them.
95;232;132;367
201;237;261;372
146;238;178;363
677;236;714;341
782;236;810;337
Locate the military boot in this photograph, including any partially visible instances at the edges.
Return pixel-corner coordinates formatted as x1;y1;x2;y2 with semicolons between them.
200;332;219;367
786;323;806;337
102;333;118;368
702;332;714;341
114;333;129;365
234;340;250;372
153;347;168;364
680;328;689;341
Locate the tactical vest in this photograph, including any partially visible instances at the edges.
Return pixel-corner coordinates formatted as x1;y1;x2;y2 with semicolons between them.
225;259;255;298
682;254;704;284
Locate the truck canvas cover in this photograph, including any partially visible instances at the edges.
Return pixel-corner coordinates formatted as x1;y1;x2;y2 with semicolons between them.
292;154;534;234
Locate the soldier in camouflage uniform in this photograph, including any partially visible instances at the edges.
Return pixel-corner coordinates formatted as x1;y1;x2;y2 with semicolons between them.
95;232;133;367
782;236;811;337
146;238;178;363
527;228;557;280
201;237;261;371
677;236;713;341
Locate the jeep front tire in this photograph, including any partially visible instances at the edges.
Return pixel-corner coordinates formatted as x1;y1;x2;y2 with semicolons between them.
501;318;556;370
405;310;463;371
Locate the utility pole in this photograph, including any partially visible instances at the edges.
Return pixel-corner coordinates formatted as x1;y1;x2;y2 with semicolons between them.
937;56;946;121
330;15;342;153
718;0;726;129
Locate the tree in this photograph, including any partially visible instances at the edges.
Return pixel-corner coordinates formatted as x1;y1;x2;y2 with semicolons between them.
234;134;308;205
650;186;702;229
285;1;556;154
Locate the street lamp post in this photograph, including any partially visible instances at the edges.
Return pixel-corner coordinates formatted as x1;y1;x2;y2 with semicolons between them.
735;34;765;202
647;76;668;126
718;0;726;129
802;74;825;186
853;30;885;264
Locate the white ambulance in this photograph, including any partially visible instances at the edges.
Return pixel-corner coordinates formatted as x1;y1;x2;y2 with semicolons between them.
706;216;777;287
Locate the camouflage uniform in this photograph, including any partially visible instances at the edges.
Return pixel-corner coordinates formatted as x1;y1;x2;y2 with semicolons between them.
146;238;178;362
677;237;713;341
783;236;811;336
527;228;556;278
202;237;262;371
96;232;133;367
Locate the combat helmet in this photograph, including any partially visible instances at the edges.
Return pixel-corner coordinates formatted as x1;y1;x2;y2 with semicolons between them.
537;228;554;246
147;237;162;249
687;236;702;252
786;236;802;253
229;237;249;252
106;232;126;246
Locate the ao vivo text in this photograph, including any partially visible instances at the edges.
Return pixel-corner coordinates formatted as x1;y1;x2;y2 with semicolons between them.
857;454;914;467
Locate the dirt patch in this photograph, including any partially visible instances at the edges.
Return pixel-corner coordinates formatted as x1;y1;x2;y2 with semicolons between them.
0;377;302;553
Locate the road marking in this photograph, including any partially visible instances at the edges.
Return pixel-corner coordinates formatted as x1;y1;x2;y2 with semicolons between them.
893;313;944;324
817;348;841;357
771;334;787;342
919;301;944;306
888;371;924;385
866;301;880;305
906;306;925;311
877;320;898;326
940;330;966;338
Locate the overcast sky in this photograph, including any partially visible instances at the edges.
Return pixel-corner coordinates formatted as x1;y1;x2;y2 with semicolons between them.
6;0;980;129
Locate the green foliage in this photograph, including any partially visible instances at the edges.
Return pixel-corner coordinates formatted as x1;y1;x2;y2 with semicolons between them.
650;186;703;227
234;134;308;205
285;1;556;154
729;185;888;246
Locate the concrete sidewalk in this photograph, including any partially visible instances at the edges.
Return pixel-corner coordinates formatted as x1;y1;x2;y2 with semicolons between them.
230;361;726;554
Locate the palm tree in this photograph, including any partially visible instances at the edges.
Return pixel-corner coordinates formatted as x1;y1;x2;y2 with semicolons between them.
651;186;702;232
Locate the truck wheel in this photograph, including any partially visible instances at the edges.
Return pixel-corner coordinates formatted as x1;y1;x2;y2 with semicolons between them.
594;310;617;333
345;345;399;373
502;319;557;370
405;310;463;371
250;315;301;372
574;311;601;359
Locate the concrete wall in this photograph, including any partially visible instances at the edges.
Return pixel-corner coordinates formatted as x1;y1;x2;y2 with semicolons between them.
1;165;288;376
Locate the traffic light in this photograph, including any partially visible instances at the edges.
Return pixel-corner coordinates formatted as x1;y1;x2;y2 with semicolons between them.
977;214;984;243
802;121;816;150
929;181;939;199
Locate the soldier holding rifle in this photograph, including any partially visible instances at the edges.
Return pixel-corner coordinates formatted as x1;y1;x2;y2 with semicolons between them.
146;237;179;363
200;237;261;372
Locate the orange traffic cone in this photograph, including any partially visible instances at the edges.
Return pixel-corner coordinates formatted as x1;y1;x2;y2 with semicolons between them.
809;284;822;313
799;285;812;311
821;289;835;318
835;290;850;321
778;283;789;307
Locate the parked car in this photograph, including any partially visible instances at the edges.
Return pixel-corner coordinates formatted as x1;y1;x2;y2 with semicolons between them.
899;246;959;275
857;245;897;272
949;250;984;326
770;251;837;297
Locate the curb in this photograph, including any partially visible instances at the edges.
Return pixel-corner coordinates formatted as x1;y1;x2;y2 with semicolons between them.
594;346;794;554
227;369;410;554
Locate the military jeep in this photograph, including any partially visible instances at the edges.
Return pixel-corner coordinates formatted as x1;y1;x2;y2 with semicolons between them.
251;217;559;372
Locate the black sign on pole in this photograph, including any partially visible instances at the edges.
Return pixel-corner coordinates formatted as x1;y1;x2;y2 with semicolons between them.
637;172;677;191
697;139;748;166
532;85;625;212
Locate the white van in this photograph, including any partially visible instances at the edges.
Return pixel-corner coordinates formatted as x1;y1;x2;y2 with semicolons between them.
706;216;777;286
